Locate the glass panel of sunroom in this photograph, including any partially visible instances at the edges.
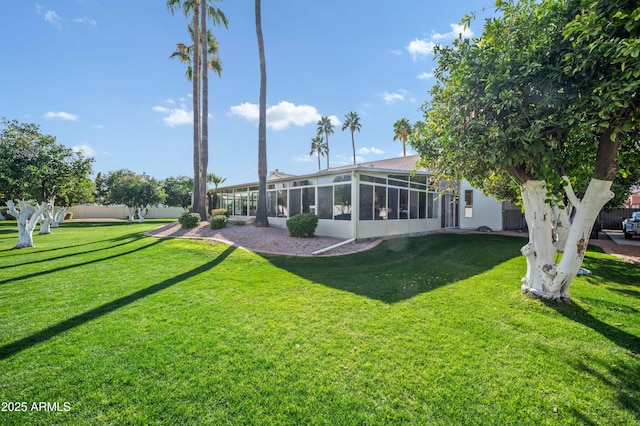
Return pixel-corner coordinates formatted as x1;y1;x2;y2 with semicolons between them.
334;183;351;220
317;186;333;219
359;184;373;221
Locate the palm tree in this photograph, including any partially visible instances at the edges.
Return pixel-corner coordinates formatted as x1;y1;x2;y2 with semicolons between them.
341;111;361;165
206;172;226;212
317;116;334;168
393;118;412;157
169;26;222;82
254;0;268;227
167;0;228;220
309;135;327;171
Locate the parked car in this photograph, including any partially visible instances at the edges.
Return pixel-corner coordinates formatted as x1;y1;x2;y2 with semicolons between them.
622;211;640;239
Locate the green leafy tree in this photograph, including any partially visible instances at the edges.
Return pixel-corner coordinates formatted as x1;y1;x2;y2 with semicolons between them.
309;135;327;171
163;175;194;210
411;0;640;301
254;0;269;227
342;111;362;165
393;118;412;157
317;116;335;169
0;118;94;247
104;170;166;222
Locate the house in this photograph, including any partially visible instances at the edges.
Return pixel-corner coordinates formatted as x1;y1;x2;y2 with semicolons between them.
625;188;640;209
215;155;506;240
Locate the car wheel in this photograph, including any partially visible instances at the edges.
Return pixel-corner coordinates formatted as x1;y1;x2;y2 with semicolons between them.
624;232;632;240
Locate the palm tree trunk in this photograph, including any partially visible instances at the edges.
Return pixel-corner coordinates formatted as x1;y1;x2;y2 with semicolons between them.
325;131;330;169
192;0;203;219
351;131;356;165
254;0;269;227
200;0;209;220
317;151;321;171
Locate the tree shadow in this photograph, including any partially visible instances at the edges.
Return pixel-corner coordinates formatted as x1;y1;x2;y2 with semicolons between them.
0;238;165;287
1;233;145;267
264;234;524;304
545;301;640;355
0;245;236;360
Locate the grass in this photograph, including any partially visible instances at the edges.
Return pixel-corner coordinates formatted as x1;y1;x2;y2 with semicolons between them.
0;220;638;425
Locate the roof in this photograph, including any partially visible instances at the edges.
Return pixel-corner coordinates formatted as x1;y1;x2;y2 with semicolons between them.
221;155;430;190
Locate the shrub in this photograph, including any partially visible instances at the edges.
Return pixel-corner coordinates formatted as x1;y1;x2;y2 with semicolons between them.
286;213;319;238
211;215;227;230
64;212;73;220
211;208;228;217
233;220;246;226
178;212;201;229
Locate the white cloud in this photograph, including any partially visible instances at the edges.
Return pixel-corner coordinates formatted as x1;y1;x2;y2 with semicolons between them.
432;23;473;41
407;39;436;60
153;106;192;127
74;17;97;26
418;72;433;80
229;101;329;131
357;147;385;155
389;49;403;56
328;115;341;127
293;154;314;163
36;4;62;30
407;23;473;61
71;144;95;156
43;111;79;121
92;124;105;129
381;91;405;104
165;99;175;104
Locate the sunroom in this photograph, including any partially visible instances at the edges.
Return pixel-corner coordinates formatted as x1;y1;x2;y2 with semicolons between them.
214;156;468;241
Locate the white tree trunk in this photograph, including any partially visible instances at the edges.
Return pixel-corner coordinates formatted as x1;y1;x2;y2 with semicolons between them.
128;207;136;221
137;207;148;223
39;199;55;234
520;179;613;302
51;206;70;228
6;199;48;249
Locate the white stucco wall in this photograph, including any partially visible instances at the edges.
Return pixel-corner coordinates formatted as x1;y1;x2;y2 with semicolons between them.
458;180;504;231
70;205;185;219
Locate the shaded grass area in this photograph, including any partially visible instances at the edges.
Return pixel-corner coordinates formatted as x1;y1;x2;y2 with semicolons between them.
0;221;638;425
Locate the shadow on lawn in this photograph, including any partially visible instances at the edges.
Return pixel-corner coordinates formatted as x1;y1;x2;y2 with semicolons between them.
266;233;524;304
1;233;145;266
0;245;236;360
0;237;165;287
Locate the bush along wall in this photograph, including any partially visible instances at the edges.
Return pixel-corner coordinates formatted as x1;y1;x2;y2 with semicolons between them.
286;213;319;238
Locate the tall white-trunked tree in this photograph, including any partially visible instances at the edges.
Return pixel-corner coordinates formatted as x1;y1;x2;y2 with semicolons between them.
0;118;94;248
411;0;640;301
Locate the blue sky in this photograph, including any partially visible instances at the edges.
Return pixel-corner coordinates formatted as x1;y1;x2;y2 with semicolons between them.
1;1;493;186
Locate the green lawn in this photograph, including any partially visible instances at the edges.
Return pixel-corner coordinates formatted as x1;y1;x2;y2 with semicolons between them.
0;220;638;425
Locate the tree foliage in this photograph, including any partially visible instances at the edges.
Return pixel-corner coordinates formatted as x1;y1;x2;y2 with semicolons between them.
99;169;166;208
411;0;640;301
163;175;193;210
0;118;94;204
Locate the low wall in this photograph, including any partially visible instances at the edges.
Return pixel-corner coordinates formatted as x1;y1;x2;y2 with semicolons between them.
70;205;185;220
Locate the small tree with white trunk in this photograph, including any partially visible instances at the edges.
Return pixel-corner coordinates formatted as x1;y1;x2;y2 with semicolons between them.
0;118;94;248
101;170;166;223
411;0;640;302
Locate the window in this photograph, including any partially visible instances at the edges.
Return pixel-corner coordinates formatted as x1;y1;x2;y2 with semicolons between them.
388;188;399;220
428;192;437;219
289;189;301;217
399;189;409;219
267;191;277;217
375;185;387;220
409;190;419;219
334;184;351;220
465;189;473;218
302;187;315;214
277;190;288;217
317;186;333;219
419;191;427;219
359;184;373;220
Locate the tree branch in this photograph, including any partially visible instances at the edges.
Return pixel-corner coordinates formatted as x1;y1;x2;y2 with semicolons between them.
562;176;581;209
